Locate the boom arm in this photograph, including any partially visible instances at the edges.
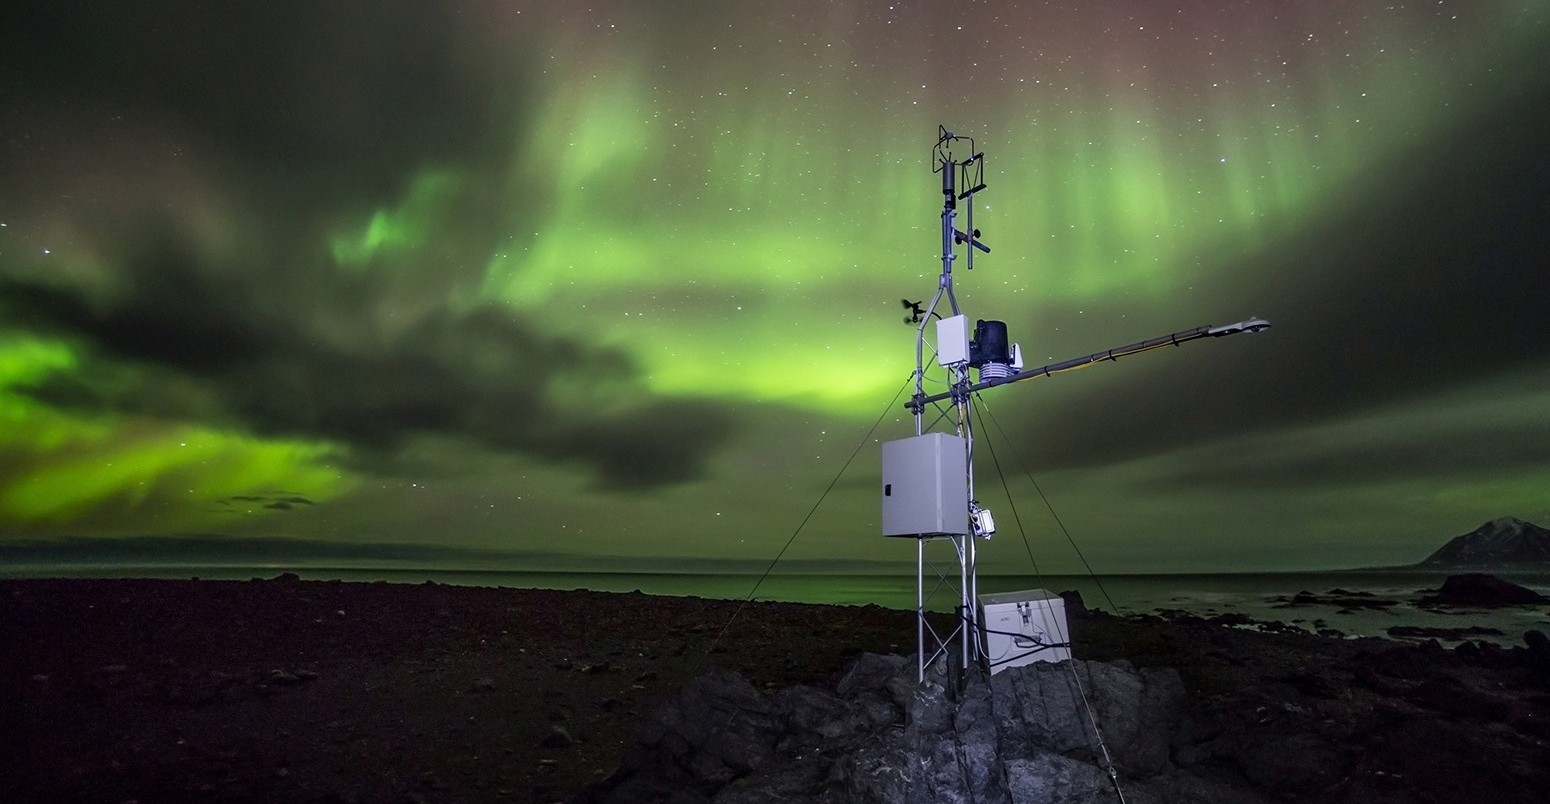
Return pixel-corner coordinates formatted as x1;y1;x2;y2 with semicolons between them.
905;317;1270;412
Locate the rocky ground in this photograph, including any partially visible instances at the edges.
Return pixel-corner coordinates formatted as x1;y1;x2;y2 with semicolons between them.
1;576;938;803
3;577;1549;802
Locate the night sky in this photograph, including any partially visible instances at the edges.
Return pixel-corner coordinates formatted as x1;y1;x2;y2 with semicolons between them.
2;1;1547;574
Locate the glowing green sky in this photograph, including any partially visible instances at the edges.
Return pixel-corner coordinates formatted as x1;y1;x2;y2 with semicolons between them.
1;0;1548;573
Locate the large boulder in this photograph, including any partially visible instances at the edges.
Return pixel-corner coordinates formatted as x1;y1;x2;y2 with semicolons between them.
989;659;1185;778
1418;574;1548;607
594;654;1268;804
843;657;1012;804
1525;630;1550;688
625;669;784;788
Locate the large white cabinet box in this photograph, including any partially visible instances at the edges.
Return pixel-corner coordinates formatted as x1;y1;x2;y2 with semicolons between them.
979;588;1072;674
881;433;968;537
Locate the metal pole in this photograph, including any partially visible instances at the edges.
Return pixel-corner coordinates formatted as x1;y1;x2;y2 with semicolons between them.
960;534;969;676
917;537;925;683
958;385;974;679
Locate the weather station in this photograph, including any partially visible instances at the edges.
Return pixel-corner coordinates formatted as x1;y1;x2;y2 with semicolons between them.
886;127;1271;683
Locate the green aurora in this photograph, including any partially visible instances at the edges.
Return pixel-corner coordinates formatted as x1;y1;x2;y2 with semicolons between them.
1;0;1548;573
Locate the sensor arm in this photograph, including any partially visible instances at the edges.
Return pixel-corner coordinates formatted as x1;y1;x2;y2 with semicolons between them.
905;318;1270;412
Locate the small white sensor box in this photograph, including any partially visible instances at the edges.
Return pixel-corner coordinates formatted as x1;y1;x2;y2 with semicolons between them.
936;314;969;366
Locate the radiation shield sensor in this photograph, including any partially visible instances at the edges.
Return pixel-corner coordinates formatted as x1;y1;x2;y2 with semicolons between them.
968;319;1021;383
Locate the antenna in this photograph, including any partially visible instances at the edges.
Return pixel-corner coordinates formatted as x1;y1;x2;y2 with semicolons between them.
883;128;1271;685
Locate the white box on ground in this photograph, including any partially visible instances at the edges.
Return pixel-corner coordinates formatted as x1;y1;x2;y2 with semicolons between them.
979;589;1072;674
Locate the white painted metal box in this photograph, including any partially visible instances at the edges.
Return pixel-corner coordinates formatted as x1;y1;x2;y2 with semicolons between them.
881;433;968;537
979;589;1072;674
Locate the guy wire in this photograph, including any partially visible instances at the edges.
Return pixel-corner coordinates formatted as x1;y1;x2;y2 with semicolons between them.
695;374;916;672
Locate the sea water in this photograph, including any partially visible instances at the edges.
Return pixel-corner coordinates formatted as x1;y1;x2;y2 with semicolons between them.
7;563;1549;644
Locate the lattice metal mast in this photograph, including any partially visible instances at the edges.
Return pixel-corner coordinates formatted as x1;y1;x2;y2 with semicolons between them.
899;128;993;683
891;127;1270;685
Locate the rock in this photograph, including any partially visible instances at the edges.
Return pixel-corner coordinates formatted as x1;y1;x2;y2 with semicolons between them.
267;670;304;686
835;653;907;698
707;762;827;804
904;665;956;735
1470;639;1512;667
1418;573;1548;607
1525;630;1550;687
1404;677;1511;720
1279;589;1400;610
840;740;913;804
629;669;781;786
469;677;496;693
989;659;1184;778
770;685;861;742
1003;752;1113;803
1058;590;1087;618
540;726;578;748
1144;771;1273;804
1232;733;1348;795
1387;625;1503;640
596;636;1541;804
951;669;1009;804
1282;670;1342;699
270;572;302;583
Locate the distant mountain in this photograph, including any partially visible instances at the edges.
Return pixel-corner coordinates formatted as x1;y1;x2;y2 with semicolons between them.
1417;517;1550;569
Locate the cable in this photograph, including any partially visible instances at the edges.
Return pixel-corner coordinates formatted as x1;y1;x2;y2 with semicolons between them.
694;374;916;673
985;642;1074;669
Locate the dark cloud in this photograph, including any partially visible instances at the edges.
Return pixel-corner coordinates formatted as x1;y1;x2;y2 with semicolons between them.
0;534;911;575
549;399;739;490
218;493;316;512
0;233;279;372
0;2;737;490
1136;418;1550;493
2;252;735;488
0;534;565;567
0;189;736;489
0;1;527;205
1005;78;1550;471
